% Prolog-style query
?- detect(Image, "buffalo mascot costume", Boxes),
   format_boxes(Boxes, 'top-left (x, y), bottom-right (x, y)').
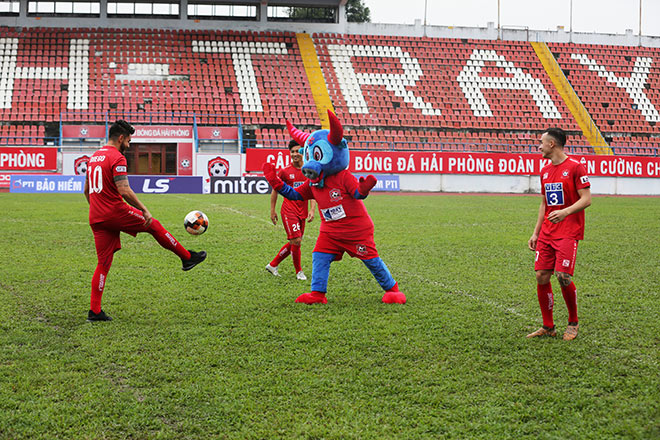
top-left (262, 110), bottom-right (406, 305)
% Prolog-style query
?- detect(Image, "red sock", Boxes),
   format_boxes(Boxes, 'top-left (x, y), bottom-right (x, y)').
top-left (148, 219), bottom-right (190, 260)
top-left (537, 283), bottom-right (554, 328)
top-left (290, 244), bottom-right (301, 272)
top-left (90, 255), bottom-right (113, 314)
top-left (561, 281), bottom-right (578, 323)
top-left (270, 243), bottom-right (291, 267)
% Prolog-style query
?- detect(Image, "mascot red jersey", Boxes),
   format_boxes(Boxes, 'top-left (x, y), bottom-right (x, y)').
top-left (263, 110), bottom-right (406, 305)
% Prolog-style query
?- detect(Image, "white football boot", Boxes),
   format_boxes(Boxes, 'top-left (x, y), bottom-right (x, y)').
top-left (296, 271), bottom-right (307, 281)
top-left (265, 264), bottom-right (280, 277)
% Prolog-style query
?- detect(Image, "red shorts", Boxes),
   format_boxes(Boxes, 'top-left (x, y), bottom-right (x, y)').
top-left (313, 230), bottom-right (379, 260)
top-left (91, 206), bottom-right (149, 263)
top-left (281, 211), bottom-right (306, 240)
top-left (535, 237), bottom-right (579, 276)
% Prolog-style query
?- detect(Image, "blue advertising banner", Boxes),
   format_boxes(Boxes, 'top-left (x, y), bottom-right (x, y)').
top-left (10, 175), bottom-right (86, 193)
top-left (355, 174), bottom-right (400, 192)
top-left (128, 176), bottom-right (203, 194)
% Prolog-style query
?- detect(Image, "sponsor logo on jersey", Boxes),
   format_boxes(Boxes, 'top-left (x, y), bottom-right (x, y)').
top-left (545, 182), bottom-right (565, 206)
top-left (329, 188), bottom-right (342, 202)
top-left (543, 172), bottom-right (548, 179)
top-left (562, 170), bottom-right (569, 177)
top-left (580, 175), bottom-right (590, 184)
top-left (321, 204), bottom-right (346, 221)
top-left (356, 244), bottom-right (367, 256)
top-left (289, 174), bottom-right (295, 179)
top-left (562, 259), bottom-right (570, 267)
top-left (115, 165), bottom-right (127, 173)
top-left (292, 181), bottom-right (304, 188)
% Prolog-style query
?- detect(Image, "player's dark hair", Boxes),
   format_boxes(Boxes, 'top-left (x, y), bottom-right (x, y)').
top-left (288, 139), bottom-right (299, 150)
top-left (109, 120), bottom-right (135, 140)
top-left (544, 127), bottom-right (566, 147)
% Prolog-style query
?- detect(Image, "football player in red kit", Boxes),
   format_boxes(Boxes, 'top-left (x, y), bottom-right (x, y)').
top-left (527, 127), bottom-right (591, 340)
top-left (84, 120), bottom-right (206, 322)
top-left (266, 140), bottom-right (316, 280)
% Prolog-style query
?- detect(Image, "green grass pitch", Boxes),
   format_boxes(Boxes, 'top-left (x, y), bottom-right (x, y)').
top-left (0, 192), bottom-right (658, 439)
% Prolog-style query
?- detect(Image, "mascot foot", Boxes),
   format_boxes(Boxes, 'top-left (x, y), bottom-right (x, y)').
top-left (295, 291), bottom-right (328, 305)
top-left (382, 282), bottom-right (406, 304)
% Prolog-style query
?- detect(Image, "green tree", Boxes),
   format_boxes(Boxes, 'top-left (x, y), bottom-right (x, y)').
top-left (287, 0), bottom-right (370, 23)
top-left (346, 0), bottom-right (371, 23)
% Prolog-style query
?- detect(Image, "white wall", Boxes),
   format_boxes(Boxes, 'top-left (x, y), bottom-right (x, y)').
top-left (399, 174), bottom-right (660, 195)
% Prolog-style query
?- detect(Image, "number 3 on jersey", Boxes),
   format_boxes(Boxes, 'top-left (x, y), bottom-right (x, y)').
top-left (544, 182), bottom-right (564, 206)
top-left (89, 166), bottom-right (103, 193)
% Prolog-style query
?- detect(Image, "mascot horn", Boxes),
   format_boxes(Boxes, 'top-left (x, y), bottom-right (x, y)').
top-left (263, 110), bottom-right (406, 305)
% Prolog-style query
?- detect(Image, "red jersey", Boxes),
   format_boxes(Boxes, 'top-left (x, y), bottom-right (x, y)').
top-left (296, 170), bottom-right (373, 239)
top-left (539, 157), bottom-right (591, 241)
top-left (278, 165), bottom-right (308, 218)
top-left (87, 145), bottom-right (131, 224)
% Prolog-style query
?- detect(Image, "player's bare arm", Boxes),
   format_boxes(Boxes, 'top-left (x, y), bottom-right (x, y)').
top-left (115, 176), bottom-right (153, 227)
top-left (270, 189), bottom-right (279, 225)
top-left (547, 187), bottom-right (592, 224)
top-left (307, 200), bottom-right (316, 222)
top-left (528, 198), bottom-right (546, 250)
top-left (83, 175), bottom-right (90, 204)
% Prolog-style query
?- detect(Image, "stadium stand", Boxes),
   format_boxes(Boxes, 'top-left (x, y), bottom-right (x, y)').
top-left (0, 24), bottom-right (658, 156)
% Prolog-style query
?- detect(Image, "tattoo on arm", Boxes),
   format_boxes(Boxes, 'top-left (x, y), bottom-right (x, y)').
top-left (113, 175), bottom-right (128, 182)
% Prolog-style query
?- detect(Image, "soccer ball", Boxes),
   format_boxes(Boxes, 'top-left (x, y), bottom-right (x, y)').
top-left (184, 210), bottom-right (209, 235)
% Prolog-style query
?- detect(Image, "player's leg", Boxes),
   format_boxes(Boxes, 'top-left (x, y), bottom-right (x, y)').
top-left (88, 226), bottom-right (119, 321)
top-left (146, 218), bottom-right (206, 270)
top-left (121, 208), bottom-right (205, 271)
top-left (528, 238), bottom-right (557, 337)
top-left (266, 243), bottom-right (290, 276)
top-left (555, 239), bottom-right (579, 340)
top-left (290, 218), bottom-right (305, 279)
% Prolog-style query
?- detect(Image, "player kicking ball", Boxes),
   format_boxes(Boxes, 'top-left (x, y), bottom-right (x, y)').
top-left (265, 140), bottom-right (316, 280)
top-left (84, 120), bottom-right (206, 322)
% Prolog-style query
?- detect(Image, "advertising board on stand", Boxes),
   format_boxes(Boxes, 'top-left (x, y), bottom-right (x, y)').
top-left (128, 176), bottom-right (203, 194)
top-left (10, 175), bottom-right (86, 193)
top-left (247, 148), bottom-right (660, 178)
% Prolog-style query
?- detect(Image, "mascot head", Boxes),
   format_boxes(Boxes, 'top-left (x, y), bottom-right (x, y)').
top-left (287, 110), bottom-right (348, 188)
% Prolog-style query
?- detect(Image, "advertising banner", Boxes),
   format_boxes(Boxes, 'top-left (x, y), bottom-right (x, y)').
top-left (0, 173), bottom-right (10, 189)
top-left (210, 176), bottom-right (270, 194)
top-left (62, 125), bottom-right (106, 139)
top-left (355, 174), bottom-right (400, 191)
top-left (0, 147), bottom-right (58, 171)
top-left (132, 126), bottom-right (193, 140)
top-left (246, 149), bottom-right (660, 178)
top-left (197, 127), bottom-right (239, 140)
top-left (10, 175), bottom-right (85, 193)
top-left (128, 176), bottom-right (203, 194)
top-left (62, 151), bottom-right (95, 176)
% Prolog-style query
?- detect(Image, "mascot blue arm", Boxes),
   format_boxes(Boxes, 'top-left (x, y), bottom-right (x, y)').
top-left (277, 182), bottom-right (304, 201)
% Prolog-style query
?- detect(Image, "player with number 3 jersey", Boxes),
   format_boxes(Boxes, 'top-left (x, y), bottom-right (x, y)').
top-left (527, 128), bottom-right (591, 341)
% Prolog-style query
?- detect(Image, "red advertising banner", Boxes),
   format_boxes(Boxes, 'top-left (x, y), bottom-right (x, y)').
top-left (62, 125), bottom-right (106, 139)
top-left (0, 147), bottom-right (58, 171)
top-left (133, 126), bottom-right (193, 139)
top-left (246, 149), bottom-right (660, 178)
top-left (197, 127), bottom-right (239, 140)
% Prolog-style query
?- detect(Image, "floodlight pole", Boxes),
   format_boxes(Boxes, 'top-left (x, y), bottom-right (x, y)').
top-left (423, 0), bottom-right (428, 37)
top-left (497, 0), bottom-right (501, 40)
top-left (569, 0), bottom-right (573, 42)
top-left (639, 0), bottom-right (642, 46)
